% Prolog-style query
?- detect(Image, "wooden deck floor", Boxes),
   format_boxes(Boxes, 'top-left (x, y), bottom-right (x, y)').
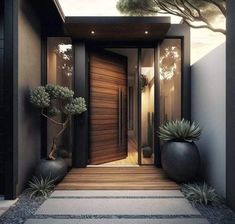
top-left (56, 166), bottom-right (179, 190)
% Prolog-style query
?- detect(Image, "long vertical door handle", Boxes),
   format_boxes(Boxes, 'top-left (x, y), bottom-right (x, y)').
top-left (118, 88), bottom-right (122, 145)
top-left (121, 89), bottom-right (124, 145)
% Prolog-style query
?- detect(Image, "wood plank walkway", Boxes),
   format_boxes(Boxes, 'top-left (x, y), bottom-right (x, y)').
top-left (56, 166), bottom-right (180, 190)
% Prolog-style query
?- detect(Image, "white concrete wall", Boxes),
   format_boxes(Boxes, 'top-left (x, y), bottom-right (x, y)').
top-left (191, 43), bottom-right (226, 197)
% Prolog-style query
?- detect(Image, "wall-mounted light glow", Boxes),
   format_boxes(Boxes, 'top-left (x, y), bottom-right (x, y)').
top-left (144, 31), bottom-right (149, 35)
top-left (91, 30), bottom-right (95, 35)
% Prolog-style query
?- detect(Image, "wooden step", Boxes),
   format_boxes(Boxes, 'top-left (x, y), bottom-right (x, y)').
top-left (56, 166), bottom-right (179, 190)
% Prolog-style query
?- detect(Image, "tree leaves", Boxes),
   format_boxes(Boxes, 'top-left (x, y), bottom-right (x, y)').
top-left (116, 0), bottom-right (226, 34)
top-left (30, 86), bottom-right (50, 108)
top-left (64, 97), bottom-right (87, 115)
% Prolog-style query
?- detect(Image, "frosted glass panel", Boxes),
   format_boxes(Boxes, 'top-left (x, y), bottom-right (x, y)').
top-left (141, 48), bottom-right (155, 165)
top-left (160, 39), bottom-right (181, 124)
top-left (47, 37), bottom-right (73, 166)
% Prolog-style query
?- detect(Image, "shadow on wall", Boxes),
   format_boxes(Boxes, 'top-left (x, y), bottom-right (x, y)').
top-left (191, 43), bottom-right (226, 198)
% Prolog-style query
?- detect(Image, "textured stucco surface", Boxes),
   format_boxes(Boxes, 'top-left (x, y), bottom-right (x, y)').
top-left (18, 0), bottom-right (41, 193)
top-left (191, 43), bottom-right (226, 197)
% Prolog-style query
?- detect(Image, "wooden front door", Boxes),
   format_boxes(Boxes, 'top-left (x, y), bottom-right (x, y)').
top-left (89, 50), bottom-right (127, 165)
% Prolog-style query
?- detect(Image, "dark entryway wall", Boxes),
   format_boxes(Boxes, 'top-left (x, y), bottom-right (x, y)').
top-left (0, 0), bottom-right (5, 195)
top-left (2, 0), bottom-right (65, 199)
top-left (226, 0), bottom-right (235, 212)
top-left (17, 0), bottom-right (42, 194)
top-left (16, 0), bottom-right (66, 195)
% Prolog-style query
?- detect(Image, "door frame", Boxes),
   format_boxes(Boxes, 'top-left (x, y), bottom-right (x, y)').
top-left (73, 41), bottom-right (161, 167)
top-left (90, 43), bottom-right (160, 166)
top-left (72, 37), bottom-right (190, 167)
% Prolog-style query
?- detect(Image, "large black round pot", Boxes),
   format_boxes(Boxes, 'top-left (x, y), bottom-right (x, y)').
top-left (161, 141), bottom-right (200, 183)
top-left (34, 158), bottom-right (68, 184)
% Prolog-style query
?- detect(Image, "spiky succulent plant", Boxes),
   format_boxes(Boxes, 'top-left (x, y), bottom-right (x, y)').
top-left (158, 119), bottom-right (201, 142)
top-left (30, 84), bottom-right (87, 160)
top-left (25, 176), bottom-right (55, 198)
top-left (182, 183), bottom-right (220, 205)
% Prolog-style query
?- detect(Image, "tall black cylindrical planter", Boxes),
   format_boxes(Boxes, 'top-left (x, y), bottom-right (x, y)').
top-left (161, 141), bottom-right (200, 182)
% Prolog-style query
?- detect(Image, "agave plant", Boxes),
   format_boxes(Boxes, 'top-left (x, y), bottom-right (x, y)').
top-left (25, 176), bottom-right (55, 198)
top-left (158, 119), bottom-right (201, 142)
top-left (182, 183), bottom-right (220, 205)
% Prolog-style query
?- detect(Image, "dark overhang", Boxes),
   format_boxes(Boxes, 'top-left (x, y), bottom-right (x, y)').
top-left (63, 17), bottom-right (171, 41)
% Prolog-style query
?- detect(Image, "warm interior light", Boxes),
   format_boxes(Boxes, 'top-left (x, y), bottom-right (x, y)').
top-left (145, 31), bottom-right (149, 34)
top-left (91, 30), bottom-right (95, 34)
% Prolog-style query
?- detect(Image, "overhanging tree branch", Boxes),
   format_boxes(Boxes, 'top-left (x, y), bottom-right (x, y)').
top-left (116, 0), bottom-right (226, 35)
top-left (184, 19), bottom-right (226, 34)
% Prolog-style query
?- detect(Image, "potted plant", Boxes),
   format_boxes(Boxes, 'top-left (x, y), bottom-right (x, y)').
top-left (158, 119), bottom-right (201, 182)
top-left (30, 84), bottom-right (87, 183)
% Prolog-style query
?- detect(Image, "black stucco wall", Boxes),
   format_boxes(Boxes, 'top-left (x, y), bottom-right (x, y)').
top-left (226, 0), bottom-right (235, 211)
top-left (0, 0), bottom-right (4, 194)
top-left (16, 0), bottom-right (65, 195)
top-left (17, 0), bottom-right (42, 194)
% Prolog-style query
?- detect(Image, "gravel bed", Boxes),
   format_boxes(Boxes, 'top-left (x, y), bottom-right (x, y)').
top-left (195, 202), bottom-right (235, 224)
top-left (1, 192), bottom-right (235, 224)
top-left (0, 193), bottom-right (46, 224)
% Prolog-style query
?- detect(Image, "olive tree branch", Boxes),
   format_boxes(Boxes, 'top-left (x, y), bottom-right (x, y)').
top-left (48, 117), bottom-right (71, 160)
top-left (41, 109), bottom-right (64, 126)
top-left (184, 19), bottom-right (226, 34)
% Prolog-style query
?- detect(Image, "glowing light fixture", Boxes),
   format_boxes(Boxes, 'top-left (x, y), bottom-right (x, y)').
top-left (144, 30), bottom-right (149, 35)
top-left (91, 30), bottom-right (95, 35)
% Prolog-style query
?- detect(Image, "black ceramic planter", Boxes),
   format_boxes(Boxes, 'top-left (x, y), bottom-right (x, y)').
top-left (161, 141), bottom-right (200, 182)
top-left (34, 158), bottom-right (68, 184)
top-left (142, 146), bottom-right (153, 158)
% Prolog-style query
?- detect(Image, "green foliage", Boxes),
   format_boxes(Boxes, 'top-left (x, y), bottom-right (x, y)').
top-left (30, 84), bottom-right (87, 116)
top-left (45, 84), bottom-right (74, 100)
top-left (64, 97), bottom-right (87, 115)
top-left (30, 86), bottom-right (50, 108)
top-left (47, 106), bottom-right (61, 117)
top-left (117, 0), bottom-right (156, 16)
top-left (116, 0), bottom-right (226, 34)
top-left (182, 183), bottom-right (220, 205)
top-left (25, 176), bottom-right (55, 198)
top-left (158, 119), bottom-right (201, 142)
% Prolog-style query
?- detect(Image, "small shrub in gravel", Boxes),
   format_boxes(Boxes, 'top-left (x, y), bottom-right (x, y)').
top-left (181, 183), bottom-right (235, 223)
top-left (182, 182), bottom-right (220, 205)
top-left (25, 176), bottom-right (55, 198)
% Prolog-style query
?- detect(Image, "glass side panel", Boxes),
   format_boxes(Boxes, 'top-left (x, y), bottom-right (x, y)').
top-left (47, 37), bottom-right (73, 166)
top-left (141, 48), bottom-right (155, 165)
top-left (159, 39), bottom-right (182, 124)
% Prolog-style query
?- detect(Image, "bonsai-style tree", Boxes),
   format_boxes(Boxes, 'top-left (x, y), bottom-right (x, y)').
top-left (30, 84), bottom-right (87, 160)
top-left (116, 0), bottom-right (226, 34)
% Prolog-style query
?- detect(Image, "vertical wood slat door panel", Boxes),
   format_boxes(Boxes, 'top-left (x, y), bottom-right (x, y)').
top-left (89, 50), bottom-right (127, 165)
